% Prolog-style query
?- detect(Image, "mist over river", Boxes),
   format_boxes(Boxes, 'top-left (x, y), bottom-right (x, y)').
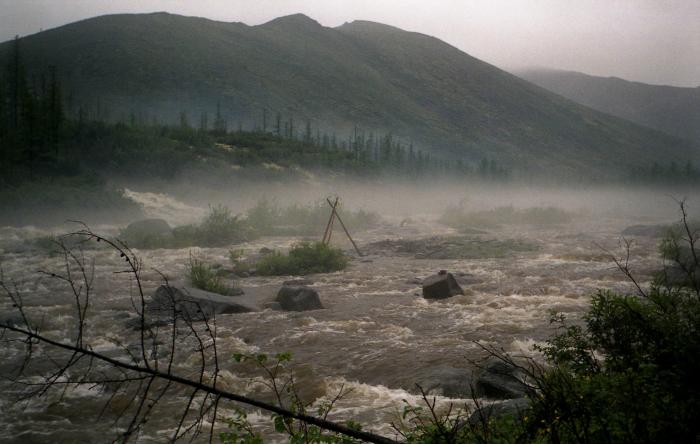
top-left (0, 185), bottom-right (693, 443)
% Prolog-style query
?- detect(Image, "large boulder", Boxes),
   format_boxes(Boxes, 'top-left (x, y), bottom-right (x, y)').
top-left (0, 312), bottom-right (25, 328)
top-left (474, 359), bottom-right (530, 399)
top-left (121, 219), bottom-right (173, 246)
top-left (275, 286), bottom-right (324, 311)
top-left (140, 285), bottom-right (258, 325)
top-left (621, 224), bottom-right (670, 238)
top-left (468, 398), bottom-right (530, 424)
top-left (415, 367), bottom-right (473, 398)
top-left (422, 271), bottom-right (463, 299)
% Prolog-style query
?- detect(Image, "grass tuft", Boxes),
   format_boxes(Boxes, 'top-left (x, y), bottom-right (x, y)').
top-left (254, 242), bottom-right (348, 276)
top-left (188, 255), bottom-right (238, 295)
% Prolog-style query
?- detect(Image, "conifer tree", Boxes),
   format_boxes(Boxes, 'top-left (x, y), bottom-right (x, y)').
top-left (199, 111), bottom-right (208, 131)
top-left (275, 112), bottom-right (281, 137)
top-left (304, 119), bottom-right (312, 144)
top-left (179, 111), bottom-right (189, 129)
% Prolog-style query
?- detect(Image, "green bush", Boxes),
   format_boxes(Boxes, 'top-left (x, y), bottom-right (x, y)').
top-left (188, 256), bottom-right (238, 296)
top-left (254, 242), bottom-right (348, 276)
top-left (520, 284), bottom-right (700, 443)
top-left (514, 213), bottom-right (700, 443)
top-left (120, 205), bottom-right (255, 249)
top-left (195, 204), bottom-right (252, 246)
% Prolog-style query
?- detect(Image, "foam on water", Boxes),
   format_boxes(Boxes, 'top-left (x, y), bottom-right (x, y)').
top-left (0, 188), bottom-right (672, 441)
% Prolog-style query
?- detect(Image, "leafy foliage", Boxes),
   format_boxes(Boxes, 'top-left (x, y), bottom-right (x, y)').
top-left (187, 255), bottom-right (238, 296)
top-left (395, 400), bottom-right (530, 444)
top-left (121, 205), bottom-right (255, 249)
top-left (514, 207), bottom-right (700, 443)
top-left (254, 242), bottom-right (348, 276)
top-left (524, 284), bottom-right (700, 443)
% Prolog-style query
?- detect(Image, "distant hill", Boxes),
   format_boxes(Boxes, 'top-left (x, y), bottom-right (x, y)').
top-left (518, 68), bottom-right (700, 144)
top-left (0, 12), bottom-right (696, 178)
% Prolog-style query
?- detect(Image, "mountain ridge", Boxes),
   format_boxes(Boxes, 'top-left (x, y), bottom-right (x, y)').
top-left (1, 12), bottom-right (696, 178)
top-left (518, 68), bottom-right (700, 144)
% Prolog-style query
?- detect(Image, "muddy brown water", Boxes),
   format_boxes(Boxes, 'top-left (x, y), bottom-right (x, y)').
top-left (0, 211), bottom-right (663, 443)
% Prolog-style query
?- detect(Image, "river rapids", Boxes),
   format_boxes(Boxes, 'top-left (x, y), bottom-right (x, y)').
top-left (0, 187), bottom-right (684, 443)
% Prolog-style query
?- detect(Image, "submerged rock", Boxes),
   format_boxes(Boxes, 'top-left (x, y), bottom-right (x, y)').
top-left (474, 358), bottom-right (530, 399)
top-left (416, 367), bottom-right (473, 398)
top-left (468, 397), bottom-right (530, 424)
top-left (0, 312), bottom-right (25, 328)
top-left (122, 218), bottom-right (172, 239)
top-left (422, 271), bottom-right (463, 299)
top-left (140, 285), bottom-right (258, 325)
top-left (276, 286), bottom-right (324, 311)
top-left (621, 224), bottom-right (670, 238)
top-left (262, 301), bottom-right (283, 311)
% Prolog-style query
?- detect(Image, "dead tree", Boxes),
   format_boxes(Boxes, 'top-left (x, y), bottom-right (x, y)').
top-left (0, 225), bottom-right (397, 444)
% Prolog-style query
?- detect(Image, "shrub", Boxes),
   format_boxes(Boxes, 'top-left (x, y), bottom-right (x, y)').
top-left (517, 208), bottom-right (700, 443)
top-left (193, 204), bottom-right (253, 247)
top-left (228, 249), bottom-right (251, 274)
top-left (120, 205), bottom-right (255, 249)
top-left (521, 285), bottom-right (700, 443)
top-left (188, 255), bottom-right (238, 295)
top-left (254, 242), bottom-right (348, 276)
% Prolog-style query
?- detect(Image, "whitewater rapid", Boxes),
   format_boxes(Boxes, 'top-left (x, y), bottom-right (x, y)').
top-left (0, 191), bottom-right (664, 443)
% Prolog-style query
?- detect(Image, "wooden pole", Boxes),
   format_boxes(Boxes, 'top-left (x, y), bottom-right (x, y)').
top-left (326, 198), bottom-right (363, 256)
top-left (322, 197), bottom-right (338, 244)
top-left (326, 210), bottom-right (336, 244)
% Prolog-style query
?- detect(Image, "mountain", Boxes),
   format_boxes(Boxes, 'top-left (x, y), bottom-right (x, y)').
top-left (0, 12), bottom-right (696, 177)
top-left (518, 68), bottom-right (700, 144)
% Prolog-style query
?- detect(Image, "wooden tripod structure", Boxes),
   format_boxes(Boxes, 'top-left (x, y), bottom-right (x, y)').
top-left (322, 197), bottom-right (363, 256)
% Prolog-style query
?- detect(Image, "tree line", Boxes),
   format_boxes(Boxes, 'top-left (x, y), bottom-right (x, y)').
top-left (168, 105), bottom-right (511, 180)
top-left (629, 160), bottom-right (700, 185)
top-left (0, 36), bottom-right (64, 184)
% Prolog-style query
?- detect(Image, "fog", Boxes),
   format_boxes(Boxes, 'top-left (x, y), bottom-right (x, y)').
top-left (126, 179), bottom-right (697, 225)
top-left (1, 0), bottom-right (699, 86)
top-left (2, 179), bottom-right (696, 440)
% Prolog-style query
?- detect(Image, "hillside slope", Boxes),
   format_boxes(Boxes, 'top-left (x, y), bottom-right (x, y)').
top-left (1, 12), bottom-right (696, 177)
top-left (518, 68), bottom-right (700, 144)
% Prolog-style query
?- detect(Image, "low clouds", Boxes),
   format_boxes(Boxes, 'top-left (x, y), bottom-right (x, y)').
top-left (0, 0), bottom-right (698, 86)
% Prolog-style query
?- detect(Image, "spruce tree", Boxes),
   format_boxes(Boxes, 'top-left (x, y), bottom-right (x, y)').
top-left (275, 112), bottom-right (281, 137)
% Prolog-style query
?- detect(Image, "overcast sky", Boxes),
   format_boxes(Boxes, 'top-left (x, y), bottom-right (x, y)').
top-left (1, 0), bottom-right (698, 87)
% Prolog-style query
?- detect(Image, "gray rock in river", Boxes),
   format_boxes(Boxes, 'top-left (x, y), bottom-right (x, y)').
top-left (143, 285), bottom-right (259, 324)
top-left (0, 312), bottom-right (26, 328)
top-left (122, 218), bottom-right (172, 239)
top-left (262, 301), bottom-right (283, 311)
top-left (422, 271), bottom-right (463, 299)
top-left (275, 286), bottom-right (324, 311)
top-left (474, 358), bottom-right (530, 399)
top-left (416, 366), bottom-right (473, 398)
top-left (467, 397), bottom-right (530, 424)
top-left (621, 224), bottom-right (670, 238)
